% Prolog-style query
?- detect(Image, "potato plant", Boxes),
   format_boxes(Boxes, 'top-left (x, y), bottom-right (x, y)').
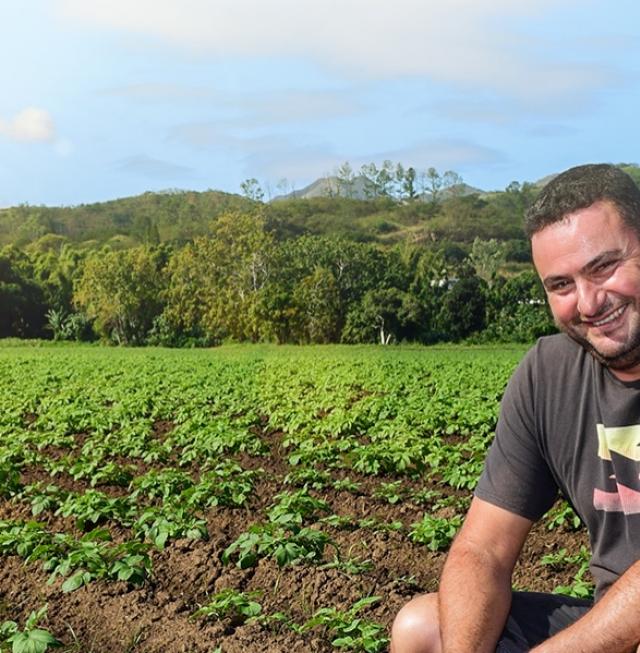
top-left (0, 342), bottom-right (589, 652)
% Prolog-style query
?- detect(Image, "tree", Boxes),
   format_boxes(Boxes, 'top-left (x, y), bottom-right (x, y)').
top-left (422, 168), bottom-right (463, 208)
top-left (483, 270), bottom-right (555, 342)
top-left (426, 167), bottom-right (443, 206)
top-left (442, 170), bottom-right (463, 197)
top-left (360, 163), bottom-right (380, 198)
top-left (336, 162), bottom-right (356, 198)
top-left (30, 242), bottom-right (85, 316)
top-left (164, 211), bottom-right (273, 342)
top-left (240, 178), bottom-right (265, 203)
top-left (469, 238), bottom-right (507, 287)
top-left (376, 160), bottom-right (395, 197)
top-left (401, 166), bottom-right (417, 201)
top-left (437, 272), bottom-right (487, 341)
top-left (74, 246), bottom-right (165, 344)
top-left (0, 247), bottom-right (47, 338)
top-left (292, 267), bottom-right (341, 343)
top-left (342, 287), bottom-right (407, 344)
top-left (256, 236), bottom-right (409, 344)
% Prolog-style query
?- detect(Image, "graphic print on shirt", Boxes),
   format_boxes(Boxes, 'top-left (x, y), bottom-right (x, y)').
top-left (594, 424), bottom-right (640, 514)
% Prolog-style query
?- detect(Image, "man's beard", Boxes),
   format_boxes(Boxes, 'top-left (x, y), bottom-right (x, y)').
top-left (560, 321), bottom-right (640, 371)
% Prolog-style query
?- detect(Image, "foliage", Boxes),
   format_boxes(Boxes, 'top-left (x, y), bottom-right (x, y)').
top-left (372, 481), bottom-right (406, 505)
top-left (0, 342), bottom-right (545, 650)
top-left (0, 605), bottom-right (61, 653)
top-left (266, 489), bottom-right (331, 526)
top-left (540, 546), bottom-right (593, 598)
top-left (45, 309), bottom-right (90, 342)
top-left (0, 190), bottom-right (253, 248)
top-left (222, 522), bottom-right (334, 569)
top-left (545, 501), bottom-right (583, 531)
top-left (437, 273), bottom-right (487, 340)
top-left (192, 589), bottom-right (262, 622)
top-left (409, 514), bottom-right (463, 551)
top-left (0, 205), bottom-right (551, 345)
top-left (0, 247), bottom-right (47, 338)
top-left (55, 490), bottom-right (136, 530)
top-left (481, 270), bottom-right (555, 343)
top-left (0, 463), bottom-right (21, 498)
top-left (0, 342), bottom-right (536, 651)
top-left (301, 596), bottom-right (388, 652)
top-left (163, 211), bottom-right (272, 343)
top-left (133, 504), bottom-right (208, 549)
top-left (18, 160), bottom-right (640, 345)
top-left (73, 245), bottom-right (165, 344)
top-left (469, 238), bottom-right (507, 287)
top-left (0, 521), bottom-right (151, 592)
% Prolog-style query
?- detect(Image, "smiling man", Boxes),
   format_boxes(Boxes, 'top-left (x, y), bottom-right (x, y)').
top-left (391, 164), bottom-right (640, 653)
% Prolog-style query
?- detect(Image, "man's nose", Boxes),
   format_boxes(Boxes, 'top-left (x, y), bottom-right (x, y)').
top-left (576, 279), bottom-right (606, 318)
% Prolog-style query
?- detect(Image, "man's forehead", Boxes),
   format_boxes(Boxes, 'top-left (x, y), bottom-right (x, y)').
top-left (531, 201), bottom-right (631, 276)
top-left (533, 201), bottom-right (626, 242)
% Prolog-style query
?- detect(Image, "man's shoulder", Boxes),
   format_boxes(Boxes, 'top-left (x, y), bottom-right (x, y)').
top-left (513, 333), bottom-right (591, 387)
top-left (533, 332), bottom-right (581, 356)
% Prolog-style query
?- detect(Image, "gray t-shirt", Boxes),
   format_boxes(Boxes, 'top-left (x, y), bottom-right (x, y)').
top-left (475, 333), bottom-right (640, 599)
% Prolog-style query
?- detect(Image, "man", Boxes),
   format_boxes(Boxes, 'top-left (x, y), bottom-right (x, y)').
top-left (391, 163), bottom-right (640, 653)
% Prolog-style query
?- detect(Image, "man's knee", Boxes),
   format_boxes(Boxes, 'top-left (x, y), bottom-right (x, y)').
top-left (390, 593), bottom-right (441, 653)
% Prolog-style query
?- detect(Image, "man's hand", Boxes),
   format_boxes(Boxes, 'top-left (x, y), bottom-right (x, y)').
top-left (530, 560), bottom-right (640, 653)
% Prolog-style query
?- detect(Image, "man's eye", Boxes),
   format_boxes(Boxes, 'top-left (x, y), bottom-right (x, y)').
top-left (548, 281), bottom-right (570, 293)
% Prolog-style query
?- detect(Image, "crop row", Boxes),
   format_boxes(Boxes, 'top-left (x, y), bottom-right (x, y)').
top-left (0, 343), bottom-right (588, 653)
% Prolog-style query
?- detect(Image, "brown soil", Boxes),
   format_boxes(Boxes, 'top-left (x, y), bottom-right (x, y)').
top-left (0, 426), bottom-right (589, 653)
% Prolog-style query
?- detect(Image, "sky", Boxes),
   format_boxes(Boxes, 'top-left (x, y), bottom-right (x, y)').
top-left (1, 0), bottom-right (640, 207)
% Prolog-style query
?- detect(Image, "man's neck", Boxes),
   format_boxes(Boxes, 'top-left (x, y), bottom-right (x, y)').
top-left (609, 365), bottom-right (640, 383)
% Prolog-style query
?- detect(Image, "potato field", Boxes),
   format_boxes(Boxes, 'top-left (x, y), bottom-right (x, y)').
top-left (0, 343), bottom-right (590, 653)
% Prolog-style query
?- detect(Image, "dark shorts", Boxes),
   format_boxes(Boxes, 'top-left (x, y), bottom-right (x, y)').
top-left (496, 591), bottom-right (593, 652)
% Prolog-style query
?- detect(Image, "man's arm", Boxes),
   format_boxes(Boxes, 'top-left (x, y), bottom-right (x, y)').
top-left (531, 561), bottom-right (640, 653)
top-left (438, 496), bottom-right (533, 653)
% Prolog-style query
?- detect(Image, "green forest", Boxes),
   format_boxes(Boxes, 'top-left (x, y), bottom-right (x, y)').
top-left (3, 162), bottom-right (639, 346)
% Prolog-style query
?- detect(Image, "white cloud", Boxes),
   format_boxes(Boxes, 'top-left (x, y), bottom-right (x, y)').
top-left (57, 0), bottom-right (608, 101)
top-left (382, 139), bottom-right (505, 170)
top-left (107, 83), bottom-right (362, 126)
top-left (168, 123), bottom-right (240, 149)
top-left (247, 89), bottom-right (362, 124)
top-left (0, 107), bottom-right (56, 143)
top-left (115, 154), bottom-right (195, 179)
top-left (103, 83), bottom-right (218, 102)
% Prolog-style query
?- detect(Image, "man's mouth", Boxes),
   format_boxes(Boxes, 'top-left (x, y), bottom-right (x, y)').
top-left (588, 304), bottom-right (628, 328)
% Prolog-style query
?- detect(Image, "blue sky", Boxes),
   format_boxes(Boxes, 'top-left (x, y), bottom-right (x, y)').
top-left (1, 0), bottom-right (640, 206)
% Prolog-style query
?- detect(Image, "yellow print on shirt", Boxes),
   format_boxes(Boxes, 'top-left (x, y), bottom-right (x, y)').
top-left (594, 424), bottom-right (640, 514)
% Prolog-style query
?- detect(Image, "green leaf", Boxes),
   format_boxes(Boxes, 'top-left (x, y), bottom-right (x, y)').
top-left (238, 552), bottom-right (257, 569)
top-left (331, 636), bottom-right (355, 648)
top-left (154, 531), bottom-right (168, 550)
top-left (61, 572), bottom-right (85, 593)
top-left (351, 596), bottom-right (381, 612)
top-left (11, 629), bottom-right (61, 653)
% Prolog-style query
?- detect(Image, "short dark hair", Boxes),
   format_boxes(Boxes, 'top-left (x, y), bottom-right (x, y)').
top-left (524, 163), bottom-right (640, 238)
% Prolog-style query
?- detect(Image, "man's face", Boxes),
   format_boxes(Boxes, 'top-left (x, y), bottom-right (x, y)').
top-left (532, 200), bottom-right (640, 379)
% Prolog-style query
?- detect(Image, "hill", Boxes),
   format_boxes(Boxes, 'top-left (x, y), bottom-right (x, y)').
top-left (0, 184), bottom-right (520, 251)
top-left (1, 163), bottom-right (638, 252)
top-left (0, 190), bottom-right (255, 249)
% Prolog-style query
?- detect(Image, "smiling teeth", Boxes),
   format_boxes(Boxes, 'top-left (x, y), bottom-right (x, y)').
top-left (593, 305), bottom-right (626, 327)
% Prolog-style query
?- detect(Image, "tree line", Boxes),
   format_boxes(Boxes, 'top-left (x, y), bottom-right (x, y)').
top-left (241, 161), bottom-right (465, 204)
top-left (1, 208), bottom-right (555, 346)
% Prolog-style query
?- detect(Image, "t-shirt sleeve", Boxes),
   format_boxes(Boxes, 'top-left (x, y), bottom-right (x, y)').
top-left (474, 348), bottom-right (559, 521)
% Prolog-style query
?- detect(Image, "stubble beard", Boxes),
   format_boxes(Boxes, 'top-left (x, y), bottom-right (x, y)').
top-left (560, 316), bottom-right (640, 371)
